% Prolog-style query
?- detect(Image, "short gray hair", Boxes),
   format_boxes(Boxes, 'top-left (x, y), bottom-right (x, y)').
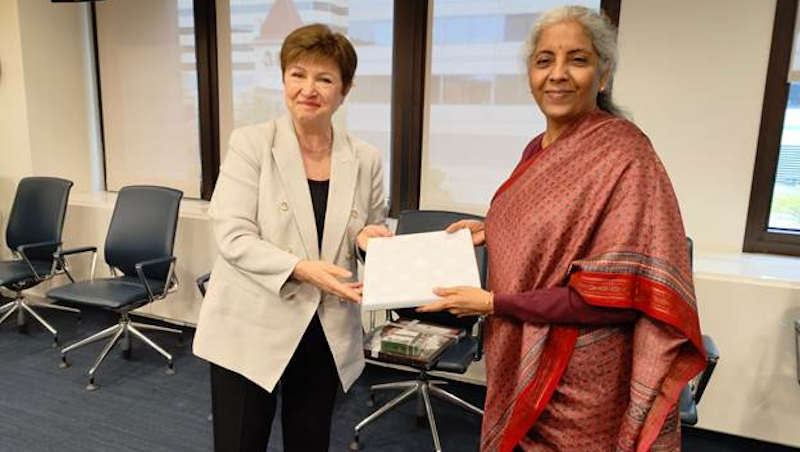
top-left (526, 6), bottom-right (625, 117)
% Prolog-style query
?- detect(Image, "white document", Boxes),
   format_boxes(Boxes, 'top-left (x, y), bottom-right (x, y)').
top-left (361, 229), bottom-right (481, 311)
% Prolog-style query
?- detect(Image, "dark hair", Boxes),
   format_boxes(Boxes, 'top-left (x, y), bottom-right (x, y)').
top-left (280, 23), bottom-right (357, 94)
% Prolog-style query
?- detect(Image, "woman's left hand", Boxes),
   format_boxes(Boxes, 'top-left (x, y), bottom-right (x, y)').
top-left (356, 224), bottom-right (393, 251)
top-left (416, 286), bottom-right (493, 317)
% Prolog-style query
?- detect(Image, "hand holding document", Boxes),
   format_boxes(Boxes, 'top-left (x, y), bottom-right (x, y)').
top-left (361, 229), bottom-right (481, 310)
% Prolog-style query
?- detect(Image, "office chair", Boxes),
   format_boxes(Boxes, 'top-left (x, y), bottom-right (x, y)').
top-left (351, 210), bottom-right (487, 452)
top-left (0, 177), bottom-right (79, 345)
top-left (795, 319), bottom-right (800, 387)
top-left (47, 186), bottom-right (183, 390)
top-left (679, 237), bottom-right (720, 426)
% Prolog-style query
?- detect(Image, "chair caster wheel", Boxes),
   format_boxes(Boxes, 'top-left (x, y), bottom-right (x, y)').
top-left (17, 323), bottom-right (27, 334)
top-left (59, 357), bottom-right (70, 369)
top-left (86, 378), bottom-right (98, 391)
top-left (122, 348), bottom-right (131, 360)
top-left (177, 334), bottom-right (184, 346)
top-left (52, 337), bottom-right (59, 348)
top-left (348, 438), bottom-right (362, 451)
top-left (366, 394), bottom-right (375, 407)
top-left (165, 363), bottom-right (175, 376)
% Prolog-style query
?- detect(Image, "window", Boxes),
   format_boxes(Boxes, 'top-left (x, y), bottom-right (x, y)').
top-left (745, 0), bottom-right (800, 255)
top-left (94, 0), bottom-right (204, 198)
top-left (90, 0), bottom-right (621, 210)
top-left (420, 0), bottom-right (602, 214)
top-left (217, 0), bottom-right (395, 188)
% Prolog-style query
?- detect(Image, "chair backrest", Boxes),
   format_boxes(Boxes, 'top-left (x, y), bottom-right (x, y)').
top-left (393, 210), bottom-right (488, 331)
top-left (104, 186), bottom-right (183, 280)
top-left (687, 237), bottom-right (719, 401)
top-left (6, 177), bottom-right (73, 262)
top-left (196, 272), bottom-right (211, 297)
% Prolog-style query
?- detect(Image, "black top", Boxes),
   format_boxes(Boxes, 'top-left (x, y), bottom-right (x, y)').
top-left (308, 179), bottom-right (330, 248)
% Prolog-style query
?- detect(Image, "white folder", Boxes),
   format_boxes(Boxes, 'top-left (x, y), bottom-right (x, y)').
top-left (361, 229), bottom-right (481, 311)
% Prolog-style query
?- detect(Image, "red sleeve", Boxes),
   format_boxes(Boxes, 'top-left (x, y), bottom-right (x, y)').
top-left (493, 286), bottom-right (638, 324)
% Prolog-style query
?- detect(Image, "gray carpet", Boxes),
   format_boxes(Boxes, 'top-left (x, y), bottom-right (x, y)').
top-left (0, 306), bottom-right (796, 452)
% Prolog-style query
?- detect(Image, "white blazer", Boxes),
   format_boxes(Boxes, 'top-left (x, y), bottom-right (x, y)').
top-left (193, 115), bottom-right (386, 392)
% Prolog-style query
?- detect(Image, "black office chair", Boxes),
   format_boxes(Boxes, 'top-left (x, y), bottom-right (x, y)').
top-left (351, 210), bottom-right (487, 452)
top-left (679, 237), bottom-right (720, 425)
top-left (0, 177), bottom-right (79, 345)
top-left (47, 186), bottom-right (183, 390)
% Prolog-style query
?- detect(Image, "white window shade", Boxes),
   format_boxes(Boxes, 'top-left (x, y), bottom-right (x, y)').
top-left (96, 0), bottom-right (202, 197)
top-left (420, 0), bottom-right (601, 215)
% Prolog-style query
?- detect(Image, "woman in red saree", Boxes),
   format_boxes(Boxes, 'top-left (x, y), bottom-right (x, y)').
top-left (418, 6), bottom-right (706, 451)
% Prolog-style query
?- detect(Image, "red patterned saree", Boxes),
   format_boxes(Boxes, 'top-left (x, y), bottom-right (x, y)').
top-left (481, 110), bottom-right (705, 451)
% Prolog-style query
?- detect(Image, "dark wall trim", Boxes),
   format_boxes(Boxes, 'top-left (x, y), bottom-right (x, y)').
top-left (388, 0), bottom-right (429, 216)
top-left (90, 3), bottom-right (108, 190)
top-left (743, 0), bottom-right (800, 256)
top-left (601, 0), bottom-right (621, 27)
top-left (194, 0), bottom-right (221, 201)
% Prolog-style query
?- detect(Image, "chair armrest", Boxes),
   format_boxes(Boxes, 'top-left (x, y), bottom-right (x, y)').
top-left (354, 240), bottom-right (366, 264)
top-left (694, 334), bottom-right (719, 404)
top-left (135, 256), bottom-right (177, 301)
top-left (16, 240), bottom-right (62, 280)
top-left (54, 246), bottom-right (97, 258)
top-left (196, 273), bottom-right (211, 297)
top-left (473, 315), bottom-right (485, 362)
top-left (54, 246), bottom-right (98, 282)
top-left (17, 240), bottom-right (62, 255)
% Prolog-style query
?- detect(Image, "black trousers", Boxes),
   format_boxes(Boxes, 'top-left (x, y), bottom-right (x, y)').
top-left (209, 315), bottom-right (340, 452)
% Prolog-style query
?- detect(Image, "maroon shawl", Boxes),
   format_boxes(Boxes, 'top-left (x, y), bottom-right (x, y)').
top-left (481, 110), bottom-right (705, 451)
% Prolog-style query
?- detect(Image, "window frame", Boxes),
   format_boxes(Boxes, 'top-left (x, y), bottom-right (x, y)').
top-left (90, 0), bottom-right (220, 200)
top-left (743, 0), bottom-right (800, 256)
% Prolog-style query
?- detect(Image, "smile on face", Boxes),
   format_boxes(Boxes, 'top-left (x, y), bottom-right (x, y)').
top-left (283, 58), bottom-right (347, 125)
top-left (529, 20), bottom-right (608, 127)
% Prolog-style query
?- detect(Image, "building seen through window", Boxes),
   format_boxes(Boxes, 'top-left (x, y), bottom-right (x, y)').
top-left (421, 0), bottom-right (600, 214)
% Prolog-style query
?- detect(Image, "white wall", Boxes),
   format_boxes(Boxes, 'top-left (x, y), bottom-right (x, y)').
top-left (0, 0), bottom-right (100, 254)
top-left (0, 0), bottom-right (34, 253)
top-left (614, 0), bottom-right (775, 254)
top-left (694, 274), bottom-right (800, 446)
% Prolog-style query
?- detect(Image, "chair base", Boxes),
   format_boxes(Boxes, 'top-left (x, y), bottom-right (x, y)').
top-left (0, 295), bottom-right (80, 346)
top-left (59, 312), bottom-right (180, 390)
top-left (351, 373), bottom-right (484, 452)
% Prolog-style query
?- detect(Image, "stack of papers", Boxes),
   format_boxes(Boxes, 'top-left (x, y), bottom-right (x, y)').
top-left (361, 229), bottom-right (480, 310)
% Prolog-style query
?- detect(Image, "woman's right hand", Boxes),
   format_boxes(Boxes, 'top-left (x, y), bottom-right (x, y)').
top-left (291, 260), bottom-right (362, 303)
top-left (446, 220), bottom-right (486, 246)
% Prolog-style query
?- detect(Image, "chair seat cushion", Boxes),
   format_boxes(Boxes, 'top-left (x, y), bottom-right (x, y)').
top-left (0, 259), bottom-right (52, 286)
top-left (47, 276), bottom-right (165, 310)
top-left (432, 336), bottom-right (478, 374)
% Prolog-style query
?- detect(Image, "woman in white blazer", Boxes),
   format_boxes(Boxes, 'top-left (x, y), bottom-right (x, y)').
top-left (192, 24), bottom-right (391, 452)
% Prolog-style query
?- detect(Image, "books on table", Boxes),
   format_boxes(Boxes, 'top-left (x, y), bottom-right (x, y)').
top-left (363, 318), bottom-right (464, 367)
top-left (361, 229), bottom-right (480, 310)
